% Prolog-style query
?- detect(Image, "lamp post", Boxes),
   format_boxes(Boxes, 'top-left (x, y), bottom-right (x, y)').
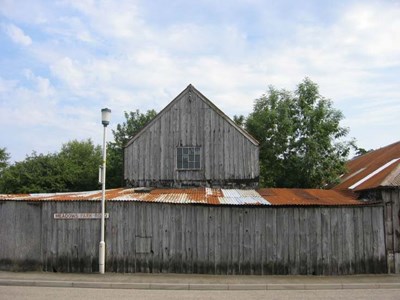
top-left (99, 108), bottom-right (111, 274)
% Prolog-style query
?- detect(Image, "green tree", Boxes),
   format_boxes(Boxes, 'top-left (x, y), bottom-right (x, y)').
top-left (0, 152), bottom-right (66, 193)
top-left (0, 147), bottom-right (10, 174)
top-left (350, 140), bottom-right (371, 157)
top-left (0, 140), bottom-right (102, 193)
top-left (233, 115), bottom-right (245, 128)
top-left (107, 109), bottom-right (157, 188)
top-left (58, 139), bottom-right (102, 192)
top-left (246, 78), bottom-right (350, 188)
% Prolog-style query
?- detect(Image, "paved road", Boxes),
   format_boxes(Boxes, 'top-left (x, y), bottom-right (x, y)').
top-left (1, 286), bottom-right (400, 300)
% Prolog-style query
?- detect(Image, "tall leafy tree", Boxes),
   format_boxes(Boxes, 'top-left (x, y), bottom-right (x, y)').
top-left (0, 140), bottom-right (102, 193)
top-left (58, 139), bottom-right (102, 192)
top-left (107, 109), bottom-right (157, 188)
top-left (246, 78), bottom-right (350, 188)
top-left (0, 147), bottom-right (10, 174)
top-left (0, 152), bottom-right (66, 193)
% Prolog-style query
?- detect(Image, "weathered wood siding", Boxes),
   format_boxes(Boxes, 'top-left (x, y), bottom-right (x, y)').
top-left (0, 201), bottom-right (387, 274)
top-left (0, 202), bottom-right (42, 271)
top-left (124, 86), bottom-right (259, 188)
top-left (382, 189), bottom-right (400, 273)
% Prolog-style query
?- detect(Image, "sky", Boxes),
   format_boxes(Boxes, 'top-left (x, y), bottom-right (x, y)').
top-left (0, 0), bottom-right (399, 163)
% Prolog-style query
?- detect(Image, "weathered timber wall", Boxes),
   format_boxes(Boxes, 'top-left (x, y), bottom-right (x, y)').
top-left (0, 201), bottom-right (387, 274)
top-left (382, 188), bottom-right (400, 273)
top-left (124, 86), bottom-right (259, 188)
top-left (0, 202), bottom-right (42, 270)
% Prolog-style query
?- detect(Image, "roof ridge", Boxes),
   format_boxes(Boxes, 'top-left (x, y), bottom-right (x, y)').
top-left (124, 85), bottom-right (259, 147)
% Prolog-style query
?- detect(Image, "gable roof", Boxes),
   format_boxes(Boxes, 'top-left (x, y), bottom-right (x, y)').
top-left (0, 187), bottom-right (362, 206)
top-left (334, 141), bottom-right (400, 191)
top-left (125, 84), bottom-right (259, 148)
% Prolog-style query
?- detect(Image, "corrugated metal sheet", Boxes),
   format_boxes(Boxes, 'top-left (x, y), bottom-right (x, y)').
top-left (0, 187), bottom-right (361, 206)
top-left (335, 141), bottom-right (400, 191)
top-left (258, 188), bottom-right (361, 206)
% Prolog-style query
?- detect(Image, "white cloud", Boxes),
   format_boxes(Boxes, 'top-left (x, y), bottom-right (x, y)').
top-left (50, 57), bottom-right (86, 90)
top-left (0, 0), bottom-right (399, 161)
top-left (3, 23), bottom-right (32, 46)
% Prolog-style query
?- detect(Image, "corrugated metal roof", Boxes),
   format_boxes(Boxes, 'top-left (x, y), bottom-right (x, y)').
top-left (0, 187), bottom-right (362, 206)
top-left (335, 141), bottom-right (400, 191)
top-left (258, 188), bottom-right (361, 205)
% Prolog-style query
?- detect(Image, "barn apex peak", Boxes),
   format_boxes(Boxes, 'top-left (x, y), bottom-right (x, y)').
top-left (124, 85), bottom-right (260, 188)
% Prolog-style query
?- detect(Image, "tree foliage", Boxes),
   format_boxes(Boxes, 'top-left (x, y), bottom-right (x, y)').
top-left (58, 139), bottom-right (102, 192)
top-left (0, 139), bottom-right (101, 193)
top-left (246, 78), bottom-right (351, 188)
top-left (0, 152), bottom-right (66, 193)
top-left (0, 147), bottom-right (10, 174)
top-left (106, 109), bottom-right (157, 188)
top-left (233, 115), bottom-right (245, 128)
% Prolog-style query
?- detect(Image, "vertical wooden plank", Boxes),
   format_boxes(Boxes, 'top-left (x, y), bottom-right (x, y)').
top-left (214, 207), bottom-right (222, 274)
top-left (392, 190), bottom-right (400, 273)
top-left (161, 205), bottom-right (170, 273)
top-left (190, 205), bottom-right (197, 273)
top-left (181, 205), bottom-right (188, 273)
top-left (330, 208), bottom-right (340, 275)
top-left (204, 108), bottom-right (210, 180)
top-left (315, 207), bottom-right (323, 275)
top-left (220, 207), bottom-right (230, 274)
top-left (308, 207), bottom-right (318, 275)
top-left (342, 208), bottom-right (355, 274)
top-left (242, 207), bottom-right (252, 274)
top-left (276, 208), bottom-right (289, 274)
top-left (353, 207), bottom-right (364, 274)
top-left (339, 207), bottom-right (354, 275)
top-left (285, 207), bottom-right (293, 275)
top-left (174, 205), bottom-right (183, 273)
top-left (208, 206), bottom-right (216, 273)
top-left (146, 203), bottom-right (153, 273)
top-left (41, 202), bottom-right (49, 271)
top-left (231, 207), bottom-right (240, 274)
top-left (3, 203), bottom-right (15, 268)
top-left (238, 206), bottom-right (245, 274)
top-left (337, 207), bottom-right (344, 274)
top-left (223, 121), bottom-right (229, 180)
top-left (264, 208), bottom-right (276, 274)
top-left (254, 207), bottom-right (263, 275)
top-left (299, 208), bottom-right (308, 274)
top-left (197, 206), bottom-right (209, 273)
top-left (372, 205), bottom-right (387, 273)
top-left (149, 203), bottom-right (158, 273)
top-left (383, 191), bottom-right (394, 272)
top-left (363, 206), bottom-right (373, 273)
top-left (321, 207), bottom-right (331, 275)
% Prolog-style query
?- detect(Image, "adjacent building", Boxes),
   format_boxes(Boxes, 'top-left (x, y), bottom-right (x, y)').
top-left (334, 141), bottom-right (400, 273)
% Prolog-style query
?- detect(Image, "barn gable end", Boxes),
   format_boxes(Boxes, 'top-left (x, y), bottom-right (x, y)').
top-left (124, 84), bottom-right (259, 188)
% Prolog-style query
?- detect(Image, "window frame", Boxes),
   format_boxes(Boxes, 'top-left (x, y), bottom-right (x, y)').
top-left (176, 146), bottom-right (201, 170)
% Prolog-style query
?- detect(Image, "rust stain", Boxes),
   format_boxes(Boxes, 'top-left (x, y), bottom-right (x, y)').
top-left (335, 141), bottom-right (400, 191)
top-left (0, 187), bottom-right (362, 206)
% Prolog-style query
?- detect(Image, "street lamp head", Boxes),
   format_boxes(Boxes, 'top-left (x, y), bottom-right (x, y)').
top-left (101, 108), bottom-right (111, 126)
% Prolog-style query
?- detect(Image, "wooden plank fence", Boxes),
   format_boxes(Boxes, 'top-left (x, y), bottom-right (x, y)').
top-left (0, 201), bottom-right (387, 274)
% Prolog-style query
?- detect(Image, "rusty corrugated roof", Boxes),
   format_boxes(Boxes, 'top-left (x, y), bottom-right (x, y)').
top-left (334, 141), bottom-right (400, 191)
top-left (258, 188), bottom-right (361, 205)
top-left (0, 187), bottom-right (362, 206)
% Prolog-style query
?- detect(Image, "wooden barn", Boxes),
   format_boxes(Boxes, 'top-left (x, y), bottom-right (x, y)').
top-left (1, 187), bottom-right (386, 275)
top-left (0, 86), bottom-right (397, 275)
top-left (334, 141), bottom-right (400, 273)
top-left (124, 85), bottom-right (259, 188)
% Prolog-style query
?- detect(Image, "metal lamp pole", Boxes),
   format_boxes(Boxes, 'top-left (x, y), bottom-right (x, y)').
top-left (99, 108), bottom-right (111, 274)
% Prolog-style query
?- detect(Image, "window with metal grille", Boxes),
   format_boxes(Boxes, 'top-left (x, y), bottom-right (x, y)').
top-left (177, 147), bottom-right (201, 170)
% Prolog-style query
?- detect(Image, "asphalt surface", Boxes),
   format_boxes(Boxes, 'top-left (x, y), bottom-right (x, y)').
top-left (0, 271), bottom-right (399, 290)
